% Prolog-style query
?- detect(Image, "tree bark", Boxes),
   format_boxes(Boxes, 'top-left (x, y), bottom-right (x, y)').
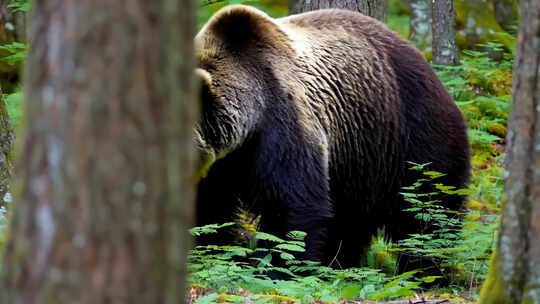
top-left (0, 90), bottom-right (13, 208)
top-left (431, 0), bottom-right (459, 65)
top-left (289, 0), bottom-right (388, 22)
top-left (0, 0), bottom-right (197, 303)
top-left (408, 0), bottom-right (431, 51)
top-left (479, 0), bottom-right (540, 302)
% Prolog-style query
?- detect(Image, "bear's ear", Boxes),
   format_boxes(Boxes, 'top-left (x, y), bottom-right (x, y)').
top-left (198, 5), bottom-right (291, 52)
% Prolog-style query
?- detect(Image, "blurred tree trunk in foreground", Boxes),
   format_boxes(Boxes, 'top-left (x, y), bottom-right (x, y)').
top-left (0, 0), bottom-right (197, 303)
top-left (408, 0), bottom-right (431, 51)
top-left (493, 0), bottom-right (519, 34)
top-left (431, 0), bottom-right (459, 65)
top-left (479, 0), bottom-right (540, 302)
top-left (289, 0), bottom-right (388, 22)
top-left (0, 90), bottom-right (13, 208)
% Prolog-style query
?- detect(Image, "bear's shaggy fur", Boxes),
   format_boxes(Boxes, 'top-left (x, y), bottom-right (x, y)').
top-left (195, 5), bottom-right (470, 268)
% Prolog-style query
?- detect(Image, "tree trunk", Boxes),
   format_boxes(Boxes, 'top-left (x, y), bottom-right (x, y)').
top-left (0, 0), bottom-right (197, 303)
top-left (0, 0), bottom-right (25, 42)
top-left (0, 90), bottom-right (13, 208)
top-left (431, 0), bottom-right (459, 65)
top-left (493, 0), bottom-right (519, 34)
top-left (289, 0), bottom-right (388, 22)
top-left (408, 0), bottom-right (431, 51)
top-left (479, 0), bottom-right (540, 302)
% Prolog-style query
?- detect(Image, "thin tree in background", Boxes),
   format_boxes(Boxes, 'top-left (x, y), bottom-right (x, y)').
top-left (0, 90), bottom-right (13, 208)
top-left (493, 0), bottom-right (518, 34)
top-left (408, 0), bottom-right (432, 51)
top-left (0, 0), bottom-right (26, 42)
top-left (0, 0), bottom-right (197, 303)
top-left (431, 0), bottom-right (459, 65)
top-left (479, 0), bottom-right (539, 302)
top-left (289, 0), bottom-right (388, 22)
top-left (0, 0), bottom-right (26, 93)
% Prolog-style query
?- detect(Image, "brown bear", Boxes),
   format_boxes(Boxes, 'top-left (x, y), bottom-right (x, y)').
top-left (194, 5), bottom-right (470, 270)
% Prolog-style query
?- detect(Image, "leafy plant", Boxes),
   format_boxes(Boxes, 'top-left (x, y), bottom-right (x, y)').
top-left (3, 92), bottom-right (23, 130)
top-left (189, 223), bottom-right (421, 302)
top-left (436, 43), bottom-right (512, 158)
top-left (0, 42), bottom-right (26, 66)
top-left (397, 163), bottom-right (498, 292)
top-left (7, 0), bottom-right (31, 13)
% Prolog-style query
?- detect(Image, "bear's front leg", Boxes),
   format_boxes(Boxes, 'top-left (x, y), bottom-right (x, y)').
top-left (256, 129), bottom-right (333, 264)
top-left (287, 212), bottom-right (332, 262)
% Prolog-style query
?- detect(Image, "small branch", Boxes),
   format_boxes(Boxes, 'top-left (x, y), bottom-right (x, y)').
top-left (386, 300), bottom-right (451, 304)
top-left (327, 240), bottom-right (343, 269)
top-left (200, 0), bottom-right (226, 7)
top-left (342, 299), bottom-right (464, 304)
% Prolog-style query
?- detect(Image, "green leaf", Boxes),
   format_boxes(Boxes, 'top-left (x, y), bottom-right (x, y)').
top-left (7, 0), bottom-right (31, 12)
top-left (252, 297), bottom-right (272, 304)
top-left (415, 275), bottom-right (442, 283)
top-left (275, 244), bottom-right (305, 252)
top-left (221, 294), bottom-right (245, 303)
top-left (286, 231), bottom-right (307, 240)
top-left (406, 161), bottom-right (432, 171)
top-left (423, 171), bottom-right (446, 179)
top-left (270, 266), bottom-right (296, 277)
top-left (280, 252), bottom-right (295, 260)
top-left (255, 232), bottom-right (284, 243)
top-left (320, 293), bottom-right (340, 302)
top-left (194, 293), bottom-right (219, 304)
top-left (255, 254), bottom-right (272, 268)
top-left (189, 222), bottom-right (235, 236)
top-left (340, 284), bottom-right (361, 300)
top-left (403, 207), bottom-right (422, 212)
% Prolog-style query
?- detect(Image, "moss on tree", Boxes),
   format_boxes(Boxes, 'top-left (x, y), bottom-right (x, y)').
top-left (0, 91), bottom-right (14, 207)
top-left (479, 251), bottom-right (506, 304)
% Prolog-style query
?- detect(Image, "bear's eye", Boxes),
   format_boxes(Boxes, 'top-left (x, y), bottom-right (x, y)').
top-left (199, 62), bottom-right (216, 74)
top-left (198, 55), bottom-right (222, 73)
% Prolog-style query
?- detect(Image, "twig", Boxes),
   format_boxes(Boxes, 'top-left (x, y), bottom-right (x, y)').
top-left (327, 240), bottom-right (343, 269)
top-left (382, 300), bottom-right (461, 304)
top-left (387, 300), bottom-right (450, 304)
top-left (342, 299), bottom-right (463, 304)
top-left (200, 0), bottom-right (226, 7)
top-left (340, 299), bottom-right (465, 304)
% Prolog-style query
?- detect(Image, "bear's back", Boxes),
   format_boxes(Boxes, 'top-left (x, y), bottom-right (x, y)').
top-left (277, 9), bottom-right (408, 137)
top-left (277, 9), bottom-right (469, 209)
top-left (278, 10), bottom-right (404, 196)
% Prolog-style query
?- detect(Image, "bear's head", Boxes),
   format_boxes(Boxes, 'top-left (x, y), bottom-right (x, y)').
top-left (194, 5), bottom-right (295, 157)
